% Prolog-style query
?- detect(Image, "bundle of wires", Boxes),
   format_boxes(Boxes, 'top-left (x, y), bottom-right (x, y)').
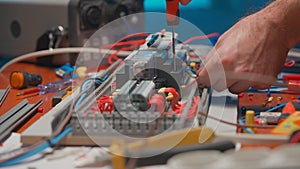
top-left (100, 32), bottom-right (150, 65)
top-left (0, 128), bottom-right (72, 167)
top-left (0, 82), bottom-right (93, 167)
top-left (0, 58), bottom-right (122, 167)
top-left (74, 77), bottom-right (107, 110)
top-left (238, 103), bottom-right (287, 134)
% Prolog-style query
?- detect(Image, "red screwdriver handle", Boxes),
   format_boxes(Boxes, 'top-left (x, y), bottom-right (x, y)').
top-left (166, 0), bottom-right (180, 26)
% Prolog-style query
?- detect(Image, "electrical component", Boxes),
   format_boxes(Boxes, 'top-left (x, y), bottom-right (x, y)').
top-left (259, 112), bottom-right (281, 125)
top-left (55, 63), bottom-right (76, 79)
top-left (242, 110), bottom-right (255, 134)
top-left (21, 32), bottom-right (211, 146)
top-left (10, 71), bottom-right (42, 89)
top-left (69, 31), bottom-right (210, 143)
top-left (16, 78), bottom-right (74, 96)
top-left (52, 86), bottom-right (76, 107)
top-left (114, 80), bottom-right (155, 112)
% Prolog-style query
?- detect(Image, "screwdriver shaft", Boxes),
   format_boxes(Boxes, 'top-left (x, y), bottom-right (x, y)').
top-left (172, 26), bottom-right (176, 72)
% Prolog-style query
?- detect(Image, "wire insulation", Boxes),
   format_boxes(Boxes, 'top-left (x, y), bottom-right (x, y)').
top-left (0, 127), bottom-right (72, 167)
top-left (0, 48), bottom-right (131, 73)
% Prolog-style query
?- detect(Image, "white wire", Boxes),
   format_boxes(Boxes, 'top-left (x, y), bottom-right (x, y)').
top-left (0, 47), bottom-right (131, 73)
top-left (289, 50), bottom-right (300, 58)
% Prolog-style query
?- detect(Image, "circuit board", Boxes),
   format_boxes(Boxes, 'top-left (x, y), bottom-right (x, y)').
top-left (21, 31), bottom-right (212, 146)
top-left (237, 91), bottom-right (300, 135)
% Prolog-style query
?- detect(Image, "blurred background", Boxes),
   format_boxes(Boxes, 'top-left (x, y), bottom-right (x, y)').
top-left (144, 0), bottom-right (272, 34)
top-left (0, 0), bottom-right (279, 67)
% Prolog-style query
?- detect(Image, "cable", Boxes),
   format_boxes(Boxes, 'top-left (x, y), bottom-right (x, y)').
top-left (284, 60), bottom-right (296, 68)
top-left (265, 103), bottom-right (287, 112)
top-left (239, 119), bottom-right (255, 134)
top-left (0, 127), bottom-right (72, 167)
top-left (106, 39), bottom-right (146, 65)
top-left (101, 39), bottom-right (146, 49)
top-left (0, 47), bottom-right (131, 73)
top-left (116, 32), bottom-right (150, 42)
top-left (0, 33), bottom-right (142, 165)
top-left (182, 32), bottom-right (220, 45)
top-left (0, 81), bottom-right (93, 164)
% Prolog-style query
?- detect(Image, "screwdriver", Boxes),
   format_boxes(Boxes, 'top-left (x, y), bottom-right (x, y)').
top-left (166, 0), bottom-right (180, 72)
top-left (16, 78), bottom-right (75, 96)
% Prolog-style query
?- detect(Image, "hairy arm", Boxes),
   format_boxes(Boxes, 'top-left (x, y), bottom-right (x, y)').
top-left (197, 0), bottom-right (300, 93)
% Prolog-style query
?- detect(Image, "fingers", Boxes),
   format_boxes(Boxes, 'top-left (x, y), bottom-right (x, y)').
top-left (197, 50), bottom-right (276, 93)
top-left (252, 84), bottom-right (272, 90)
top-left (199, 65), bottom-right (276, 93)
top-left (228, 81), bottom-right (252, 94)
top-left (229, 81), bottom-right (272, 94)
top-left (197, 50), bottom-right (228, 92)
top-left (179, 0), bottom-right (191, 5)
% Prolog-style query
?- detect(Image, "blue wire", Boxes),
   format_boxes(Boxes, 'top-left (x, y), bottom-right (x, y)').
top-left (265, 103), bottom-right (286, 112)
top-left (239, 119), bottom-right (254, 134)
top-left (74, 93), bottom-right (87, 110)
top-left (240, 103), bottom-right (287, 123)
top-left (76, 76), bottom-right (107, 110)
top-left (1, 72), bottom-right (109, 166)
top-left (0, 128), bottom-right (72, 167)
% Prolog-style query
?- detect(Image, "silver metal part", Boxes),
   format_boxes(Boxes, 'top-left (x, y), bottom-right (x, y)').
top-left (130, 81), bottom-right (155, 111)
top-left (0, 86), bottom-right (10, 107)
top-left (0, 99), bottom-right (42, 142)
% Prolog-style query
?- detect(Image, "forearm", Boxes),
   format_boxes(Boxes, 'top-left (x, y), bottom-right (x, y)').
top-left (259, 0), bottom-right (300, 49)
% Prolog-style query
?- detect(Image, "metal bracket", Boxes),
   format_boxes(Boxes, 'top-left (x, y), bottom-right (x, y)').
top-left (0, 99), bottom-right (43, 142)
top-left (0, 86), bottom-right (10, 107)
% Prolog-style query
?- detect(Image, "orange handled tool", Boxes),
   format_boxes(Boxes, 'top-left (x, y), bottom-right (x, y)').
top-left (166, 0), bottom-right (180, 26)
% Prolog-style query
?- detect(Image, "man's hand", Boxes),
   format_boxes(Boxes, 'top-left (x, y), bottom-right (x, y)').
top-left (197, 0), bottom-right (300, 94)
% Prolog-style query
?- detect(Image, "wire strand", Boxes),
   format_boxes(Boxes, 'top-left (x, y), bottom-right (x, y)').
top-left (0, 48), bottom-right (131, 73)
top-left (182, 32), bottom-right (220, 44)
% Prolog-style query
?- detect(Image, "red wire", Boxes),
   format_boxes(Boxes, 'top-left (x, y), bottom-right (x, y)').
top-left (101, 39), bottom-right (146, 49)
top-left (284, 60), bottom-right (296, 68)
top-left (161, 88), bottom-right (182, 113)
top-left (97, 95), bottom-right (114, 113)
top-left (149, 94), bottom-right (165, 114)
top-left (108, 39), bottom-right (146, 65)
top-left (108, 53), bottom-right (120, 65)
top-left (182, 32), bottom-right (220, 44)
top-left (117, 32), bottom-right (150, 42)
top-left (187, 96), bottom-right (201, 118)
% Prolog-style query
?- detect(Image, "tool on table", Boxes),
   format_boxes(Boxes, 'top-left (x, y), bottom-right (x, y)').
top-left (166, 0), bottom-right (179, 72)
top-left (52, 86), bottom-right (76, 107)
top-left (10, 71), bottom-right (42, 89)
top-left (16, 78), bottom-right (74, 96)
top-left (109, 127), bottom-right (221, 169)
top-left (0, 86), bottom-right (10, 107)
top-left (0, 99), bottom-right (42, 142)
